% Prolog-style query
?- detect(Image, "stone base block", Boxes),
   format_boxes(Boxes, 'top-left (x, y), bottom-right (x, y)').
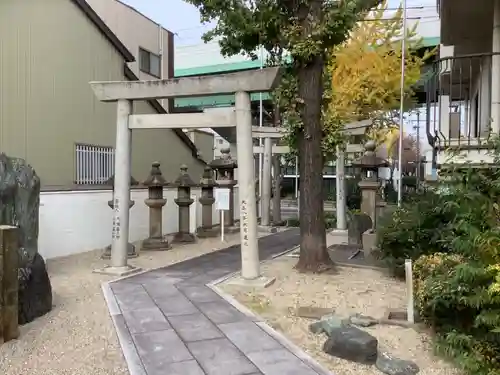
top-left (18, 253), bottom-right (53, 325)
top-left (326, 229), bottom-right (349, 247)
top-left (101, 243), bottom-right (138, 260)
top-left (173, 232), bottom-right (196, 244)
top-left (93, 265), bottom-right (142, 277)
top-left (226, 275), bottom-right (276, 289)
top-left (258, 225), bottom-right (278, 234)
top-left (141, 237), bottom-right (171, 251)
top-left (197, 227), bottom-right (219, 238)
top-left (362, 230), bottom-right (377, 259)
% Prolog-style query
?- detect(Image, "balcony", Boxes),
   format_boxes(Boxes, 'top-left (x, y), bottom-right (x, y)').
top-left (425, 52), bottom-right (498, 167)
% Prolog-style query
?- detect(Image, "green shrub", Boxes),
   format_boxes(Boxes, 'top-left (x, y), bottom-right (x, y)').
top-left (377, 136), bottom-right (500, 375)
top-left (376, 188), bottom-right (456, 277)
top-left (414, 253), bottom-right (500, 375)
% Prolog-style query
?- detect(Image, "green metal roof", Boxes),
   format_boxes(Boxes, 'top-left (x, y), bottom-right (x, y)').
top-left (173, 36), bottom-right (440, 109)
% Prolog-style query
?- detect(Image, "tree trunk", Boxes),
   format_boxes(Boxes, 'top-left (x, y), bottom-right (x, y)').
top-left (295, 2), bottom-right (332, 272)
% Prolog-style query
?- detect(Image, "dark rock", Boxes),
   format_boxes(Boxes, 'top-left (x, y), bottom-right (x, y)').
top-left (309, 314), bottom-right (348, 335)
top-left (323, 326), bottom-right (378, 364)
top-left (349, 313), bottom-right (378, 327)
top-left (0, 154), bottom-right (53, 324)
top-left (18, 253), bottom-right (53, 324)
top-left (0, 154), bottom-right (41, 265)
top-left (376, 352), bottom-right (420, 375)
top-left (347, 213), bottom-right (372, 246)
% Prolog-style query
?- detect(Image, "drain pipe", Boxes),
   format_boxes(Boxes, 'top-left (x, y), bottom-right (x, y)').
top-left (492, 0), bottom-right (500, 134)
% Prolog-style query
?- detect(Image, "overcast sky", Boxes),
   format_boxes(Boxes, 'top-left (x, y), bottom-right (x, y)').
top-left (120, 0), bottom-right (439, 46)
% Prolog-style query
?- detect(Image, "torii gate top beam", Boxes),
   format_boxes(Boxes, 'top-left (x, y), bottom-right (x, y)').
top-left (90, 67), bottom-right (281, 102)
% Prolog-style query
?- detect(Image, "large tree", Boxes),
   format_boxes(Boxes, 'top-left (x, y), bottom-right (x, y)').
top-left (185, 0), bottom-right (382, 272)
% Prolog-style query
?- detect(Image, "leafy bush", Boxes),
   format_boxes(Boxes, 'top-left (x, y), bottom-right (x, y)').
top-left (376, 188), bottom-right (456, 277)
top-left (414, 254), bottom-right (500, 375)
top-left (377, 137), bottom-right (500, 375)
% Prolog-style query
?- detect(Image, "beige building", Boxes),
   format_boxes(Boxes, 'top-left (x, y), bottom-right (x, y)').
top-left (0, 0), bottom-right (205, 189)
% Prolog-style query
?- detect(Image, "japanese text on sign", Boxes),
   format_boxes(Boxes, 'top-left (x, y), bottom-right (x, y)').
top-left (214, 188), bottom-right (230, 211)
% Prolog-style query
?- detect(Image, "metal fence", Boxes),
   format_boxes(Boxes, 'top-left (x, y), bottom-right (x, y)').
top-left (74, 143), bottom-right (115, 185)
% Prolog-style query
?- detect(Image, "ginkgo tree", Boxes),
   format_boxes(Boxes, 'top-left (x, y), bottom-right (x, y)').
top-left (185, 0), bottom-right (383, 272)
top-left (322, 1), bottom-right (435, 155)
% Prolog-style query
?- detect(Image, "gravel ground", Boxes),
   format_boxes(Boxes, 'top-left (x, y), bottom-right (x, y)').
top-left (0, 233), bottom-right (245, 375)
top-left (219, 256), bottom-right (461, 375)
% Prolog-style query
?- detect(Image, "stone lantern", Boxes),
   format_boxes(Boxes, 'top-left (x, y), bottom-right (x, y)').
top-left (142, 162), bottom-right (171, 251)
top-left (102, 174), bottom-right (139, 259)
top-left (351, 140), bottom-right (389, 230)
top-left (197, 166), bottom-right (217, 238)
top-left (173, 165), bottom-right (196, 243)
top-left (209, 148), bottom-right (237, 229)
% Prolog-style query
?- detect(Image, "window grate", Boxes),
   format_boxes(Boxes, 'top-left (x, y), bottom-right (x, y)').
top-left (74, 143), bottom-right (115, 185)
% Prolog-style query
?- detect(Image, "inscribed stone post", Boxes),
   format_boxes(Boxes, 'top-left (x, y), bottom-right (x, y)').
top-left (0, 225), bottom-right (20, 343)
top-left (102, 175), bottom-right (139, 259)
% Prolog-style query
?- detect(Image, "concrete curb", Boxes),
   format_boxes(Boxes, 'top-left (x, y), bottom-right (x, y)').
top-left (101, 282), bottom-right (147, 375)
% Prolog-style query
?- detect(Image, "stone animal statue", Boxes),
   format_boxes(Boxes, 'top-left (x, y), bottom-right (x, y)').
top-left (0, 153), bottom-right (52, 324)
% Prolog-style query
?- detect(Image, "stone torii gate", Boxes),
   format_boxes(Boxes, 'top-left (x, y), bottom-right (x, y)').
top-left (89, 68), bottom-right (280, 286)
top-left (251, 127), bottom-right (288, 227)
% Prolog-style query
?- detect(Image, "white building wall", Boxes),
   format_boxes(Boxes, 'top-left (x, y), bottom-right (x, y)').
top-left (38, 187), bottom-right (239, 260)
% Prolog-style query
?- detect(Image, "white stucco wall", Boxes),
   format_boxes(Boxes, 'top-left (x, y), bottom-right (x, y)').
top-left (38, 187), bottom-right (239, 260)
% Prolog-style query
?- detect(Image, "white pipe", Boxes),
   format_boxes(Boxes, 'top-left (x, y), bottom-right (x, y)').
top-left (111, 99), bottom-right (132, 269)
top-left (235, 91), bottom-right (260, 280)
top-left (492, 0), bottom-right (500, 133)
top-left (405, 259), bottom-right (415, 324)
top-left (397, 0), bottom-right (407, 207)
top-left (258, 46), bottom-right (264, 217)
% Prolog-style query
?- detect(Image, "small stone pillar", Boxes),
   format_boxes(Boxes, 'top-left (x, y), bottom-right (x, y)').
top-left (173, 165), bottom-right (196, 243)
top-left (351, 141), bottom-right (389, 230)
top-left (197, 166), bottom-right (218, 238)
top-left (142, 162), bottom-right (171, 251)
top-left (102, 175), bottom-right (139, 259)
top-left (209, 148), bottom-right (238, 229)
top-left (0, 226), bottom-right (19, 344)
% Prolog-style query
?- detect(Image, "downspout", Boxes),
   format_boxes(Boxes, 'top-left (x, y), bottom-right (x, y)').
top-left (492, 0), bottom-right (500, 134)
top-left (158, 23), bottom-right (165, 108)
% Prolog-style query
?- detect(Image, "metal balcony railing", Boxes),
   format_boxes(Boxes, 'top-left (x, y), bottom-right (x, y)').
top-left (425, 52), bottom-right (500, 150)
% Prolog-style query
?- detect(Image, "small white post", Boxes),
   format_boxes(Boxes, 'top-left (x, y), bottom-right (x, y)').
top-left (405, 259), bottom-right (415, 324)
top-left (235, 91), bottom-right (260, 280)
top-left (221, 210), bottom-right (225, 242)
top-left (111, 99), bottom-right (132, 269)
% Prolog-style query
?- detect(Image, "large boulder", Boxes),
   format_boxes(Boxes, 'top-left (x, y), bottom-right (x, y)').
top-left (323, 326), bottom-right (378, 364)
top-left (0, 153), bottom-right (53, 324)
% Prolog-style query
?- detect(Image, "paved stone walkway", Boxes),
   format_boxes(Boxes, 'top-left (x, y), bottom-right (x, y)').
top-left (102, 229), bottom-right (331, 375)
